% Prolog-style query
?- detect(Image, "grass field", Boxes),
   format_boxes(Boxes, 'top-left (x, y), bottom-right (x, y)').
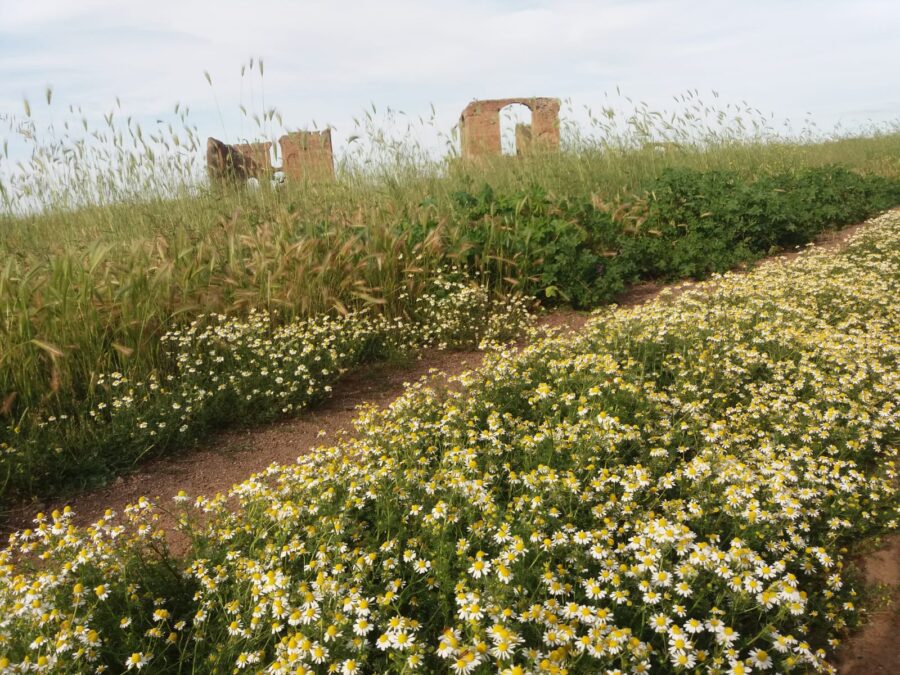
top-left (1, 97), bottom-right (900, 505)
top-left (2, 210), bottom-right (897, 672)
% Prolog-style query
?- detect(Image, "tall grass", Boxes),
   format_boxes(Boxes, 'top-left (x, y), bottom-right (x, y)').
top-left (1, 81), bottom-right (899, 467)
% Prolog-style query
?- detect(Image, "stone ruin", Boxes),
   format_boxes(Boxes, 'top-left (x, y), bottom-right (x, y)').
top-left (206, 138), bottom-right (269, 184)
top-left (206, 97), bottom-right (561, 182)
top-left (459, 97), bottom-right (560, 158)
top-left (207, 130), bottom-right (334, 185)
top-left (278, 131), bottom-right (334, 181)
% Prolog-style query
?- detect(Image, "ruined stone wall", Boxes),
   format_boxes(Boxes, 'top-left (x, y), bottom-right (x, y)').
top-left (207, 131), bottom-right (334, 185)
top-left (279, 130), bottom-right (334, 181)
top-left (459, 97), bottom-right (560, 158)
top-left (232, 142), bottom-right (273, 175)
top-left (515, 123), bottom-right (533, 156)
top-left (207, 138), bottom-right (272, 184)
top-left (207, 96), bottom-right (561, 183)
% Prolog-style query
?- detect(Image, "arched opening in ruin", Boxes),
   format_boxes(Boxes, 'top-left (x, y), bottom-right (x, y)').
top-left (458, 98), bottom-right (559, 159)
top-left (499, 103), bottom-right (533, 156)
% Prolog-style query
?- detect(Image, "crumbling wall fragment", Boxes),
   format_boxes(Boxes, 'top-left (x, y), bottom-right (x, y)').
top-left (207, 131), bottom-right (334, 185)
top-left (459, 97), bottom-right (560, 158)
top-left (279, 130), bottom-right (334, 181)
top-left (207, 137), bottom-right (271, 184)
top-left (233, 142), bottom-right (273, 175)
top-left (515, 123), bottom-right (533, 156)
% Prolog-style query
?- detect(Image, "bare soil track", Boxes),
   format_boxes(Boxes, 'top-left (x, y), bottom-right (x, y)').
top-left (6, 213), bottom-right (899, 671)
top-left (835, 534), bottom-right (900, 674)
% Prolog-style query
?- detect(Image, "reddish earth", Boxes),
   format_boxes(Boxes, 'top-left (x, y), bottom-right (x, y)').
top-left (5, 214), bottom-right (897, 671)
top-left (834, 535), bottom-right (900, 674)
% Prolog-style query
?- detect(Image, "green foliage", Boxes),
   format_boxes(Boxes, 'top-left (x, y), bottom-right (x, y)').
top-left (644, 165), bottom-right (900, 252)
top-left (448, 184), bottom-right (607, 307)
top-left (446, 166), bottom-right (900, 306)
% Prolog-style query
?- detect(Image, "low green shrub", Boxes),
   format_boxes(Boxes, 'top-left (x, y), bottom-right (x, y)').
top-left (446, 166), bottom-right (900, 306)
top-left (629, 165), bottom-right (900, 277)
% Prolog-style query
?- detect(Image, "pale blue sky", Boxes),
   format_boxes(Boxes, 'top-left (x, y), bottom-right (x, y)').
top-left (1, 0), bottom-right (899, 163)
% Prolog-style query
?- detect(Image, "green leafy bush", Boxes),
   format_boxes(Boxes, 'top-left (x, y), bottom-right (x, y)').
top-left (626, 165), bottom-right (900, 279)
top-left (448, 185), bottom-right (608, 307)
top-left (447, 166), bottom-right (900, 306)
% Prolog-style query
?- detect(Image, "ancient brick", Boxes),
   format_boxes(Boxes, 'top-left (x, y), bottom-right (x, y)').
top-left (279, 130), bottom-right (334, 181)
top-left (206, 137), bottom-right (271, 184)
top-left (233, 142), bottom-right (273, 175)
top-left (515, 123), bottom-right (533, 156)
top-left (459, 97), bottom-right (560, 158)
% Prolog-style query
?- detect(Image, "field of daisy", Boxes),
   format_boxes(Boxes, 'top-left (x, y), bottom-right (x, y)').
top-left (2, 209), bottom-right (897, 673)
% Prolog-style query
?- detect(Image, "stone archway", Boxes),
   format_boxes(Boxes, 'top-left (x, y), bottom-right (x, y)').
top-left (459, 97), bottom-right (560, 158)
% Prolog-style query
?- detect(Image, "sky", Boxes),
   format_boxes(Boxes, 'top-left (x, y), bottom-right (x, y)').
top-left (1, 0), bottom-right (899, 165)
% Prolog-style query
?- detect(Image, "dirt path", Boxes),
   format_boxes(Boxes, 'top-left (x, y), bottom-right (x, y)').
top-left (835, 534), bottom-right (900, 674)
top-left (5, 213), bottom-right (898, 671)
